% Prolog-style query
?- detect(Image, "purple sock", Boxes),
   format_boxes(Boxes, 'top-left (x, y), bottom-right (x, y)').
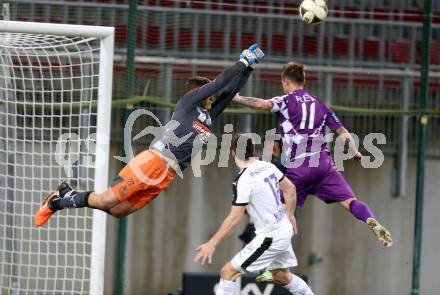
top-left (349, 200), bottom-right (375, 222)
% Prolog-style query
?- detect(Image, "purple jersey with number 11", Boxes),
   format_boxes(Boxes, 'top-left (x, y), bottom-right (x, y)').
top-left (269, 89), bottom-right (355, 207)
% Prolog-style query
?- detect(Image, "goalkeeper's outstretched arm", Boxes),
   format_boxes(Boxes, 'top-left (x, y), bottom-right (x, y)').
top-left (210, 45), bottom-right (265, 117)
top-left (179, 61), bottom-right (248, 111)
top-left (179, 44), bottom-right (262, 111)
top-left (233, 94), bottom-right (272, 110)
top-left (210, 67), bottom-right (254, 119)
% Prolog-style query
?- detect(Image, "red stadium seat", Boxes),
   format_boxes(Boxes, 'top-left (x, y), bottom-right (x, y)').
top-left (392, 9), bottom-right (401, 21)
top-left (222, 0), bottom-right (237, 11)
top-left (229, 32), bottom-right (238, 49)
top-left (115, 25), bottom-right (127, 44)
top-left (198, 31), bottom-right (206, 49)
top-left (113, 64), bottom-right (125, 74)
top-left (259, 34), bottom-right (269, 50)
top-left (231, 32), bottom-right (256, 48)
top-left (146, 25), bottom-right (160, 46)
top-left (291, 36), bottom-right (299, 53)
top-left (178, 28), bottom-right (192, 48)
top-left (159, 0), bottom-right (174, 7)
top-left (433, 11), bottom-right (440, 24)
top-left (209, 2), bottom-right (220, 10)
top-left (430, 41), bottom-right (440, 64)
top-left (165, 28), bottom-right (174, 47)
top-left (229, 32), bottom-right (256, 49)
top-left (241, 32), bottom-right (256, 49)
top-left (413, 41), bottom-right (440, 64)
top-left (303, 35), bottom-right (318, 55)
top-left (190, 1), bottom-right (206, 9)
top-left (254, 1), bottom-right (269, 13)
top-left (363, 37), bottom-right (380, 59)
top-left (391, 39), bottom-right (411, 63)
top-left (210, 31), bottom-right (224, 48)
top-left (331, 5), bottom-right (341, 17)
top-left (333, 35), bottom-right (349, 56)
top-left (372, 8), bottom-right (399, 21)
top-left (373, 8), bottom-right (389, 20)
top-left (229, 32), bottom-right (241, 48)
top-left (282, 5), bottom-right (297, 15)
top-left (272, 34), bottom-right (287, 54)
top-left (240, 0), bottom-right (251, 12)
top-left (344, 6), bottom-right (360, 19)
top-left (136, 25), bottom-right (144, 45)
top-left (271, 3), bottom-right (282, 14)
top-left (403, 9), bottom-right (423, 22)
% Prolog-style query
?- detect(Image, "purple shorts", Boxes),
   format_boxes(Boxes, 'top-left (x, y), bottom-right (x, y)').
top-left (285, 155), bottom-right (355, 207)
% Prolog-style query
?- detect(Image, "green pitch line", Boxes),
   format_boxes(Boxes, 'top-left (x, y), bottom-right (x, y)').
top-left (4, 95), bottom-right (440, 116)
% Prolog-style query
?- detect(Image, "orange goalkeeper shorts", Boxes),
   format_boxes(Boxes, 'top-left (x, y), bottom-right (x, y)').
top-left (111, 149), bottom-right (175, 209)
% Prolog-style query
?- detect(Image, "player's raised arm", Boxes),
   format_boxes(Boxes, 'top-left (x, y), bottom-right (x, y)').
top-left (279, 177), bottom-right (298, 234)
top-left (209, 46), bottom-right (265, 119)
top-left (209, 67), bottom-right (254, 119)
top-left (179, 44), bottom-right (260, 111)
top-left (233, 94), bottom-right (272, 110)
top-left (194, 206), bottom-right (246, 265)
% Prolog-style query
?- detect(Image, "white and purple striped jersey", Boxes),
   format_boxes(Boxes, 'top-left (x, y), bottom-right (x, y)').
top-left (269, 89), bottom-right (343, 166)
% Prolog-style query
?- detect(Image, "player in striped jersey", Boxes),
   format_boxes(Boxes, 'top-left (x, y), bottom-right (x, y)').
top-left (233, 62), bottom-right (392, 249)
top-left (194, 136), bottom-right (314, 295)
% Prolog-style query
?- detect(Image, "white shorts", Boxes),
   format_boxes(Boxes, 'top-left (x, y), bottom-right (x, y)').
top-left (230, 232), bottom-right (297, 273)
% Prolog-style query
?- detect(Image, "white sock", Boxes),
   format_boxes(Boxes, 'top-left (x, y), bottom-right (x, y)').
top-left (216, 279), bottom-right (236, 295)
top-left (283, 274), bottom-right (314, 295)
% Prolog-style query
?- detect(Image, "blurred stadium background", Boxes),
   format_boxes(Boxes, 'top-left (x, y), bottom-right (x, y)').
top-left (2, 0), bottom-right (440, 294)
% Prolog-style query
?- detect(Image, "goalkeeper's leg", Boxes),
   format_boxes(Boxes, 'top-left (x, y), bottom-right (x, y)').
top-left (34, 149), bottom-right (175, 226)
top-left (34, 183), bottom-right (124, 227)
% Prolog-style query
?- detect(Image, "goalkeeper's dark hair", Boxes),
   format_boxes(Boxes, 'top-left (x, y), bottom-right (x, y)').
top-left (231, 134), bottom-right (256, 161)
top-left (282, 61), bottom-right (305, 86)
top-left (186, 76), bottom-right (211, 91)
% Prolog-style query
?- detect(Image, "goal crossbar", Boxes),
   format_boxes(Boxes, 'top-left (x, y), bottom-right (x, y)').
top-left (0, 20), bottom-right (114, 38)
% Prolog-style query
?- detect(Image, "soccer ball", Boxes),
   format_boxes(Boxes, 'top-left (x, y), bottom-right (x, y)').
top-left (299, 0), bottom-right (328, 25)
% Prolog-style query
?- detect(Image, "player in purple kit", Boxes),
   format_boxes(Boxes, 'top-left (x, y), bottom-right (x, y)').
top-left (233, 62), bottom-right (393, 252)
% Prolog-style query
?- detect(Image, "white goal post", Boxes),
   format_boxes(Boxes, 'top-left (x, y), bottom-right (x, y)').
top-left (0, 21), bottom-right (114, 294)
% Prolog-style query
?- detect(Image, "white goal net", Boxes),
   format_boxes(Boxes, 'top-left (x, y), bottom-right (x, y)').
top-left (0, 21), bottom-right (113, 294)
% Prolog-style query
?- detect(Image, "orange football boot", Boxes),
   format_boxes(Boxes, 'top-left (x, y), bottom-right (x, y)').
top-left (34, 191), bottom-right (59, 227)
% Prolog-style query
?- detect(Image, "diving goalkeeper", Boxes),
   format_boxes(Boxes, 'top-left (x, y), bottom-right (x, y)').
top-left (34, 44), bottom-right (265, 227)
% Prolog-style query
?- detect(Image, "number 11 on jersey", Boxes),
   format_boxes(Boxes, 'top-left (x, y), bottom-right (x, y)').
top-left (300, 102), bottom-right (315, 130)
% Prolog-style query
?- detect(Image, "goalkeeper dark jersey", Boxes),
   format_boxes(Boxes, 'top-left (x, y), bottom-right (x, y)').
top-left (152, 61), bottom-right (252, 171)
